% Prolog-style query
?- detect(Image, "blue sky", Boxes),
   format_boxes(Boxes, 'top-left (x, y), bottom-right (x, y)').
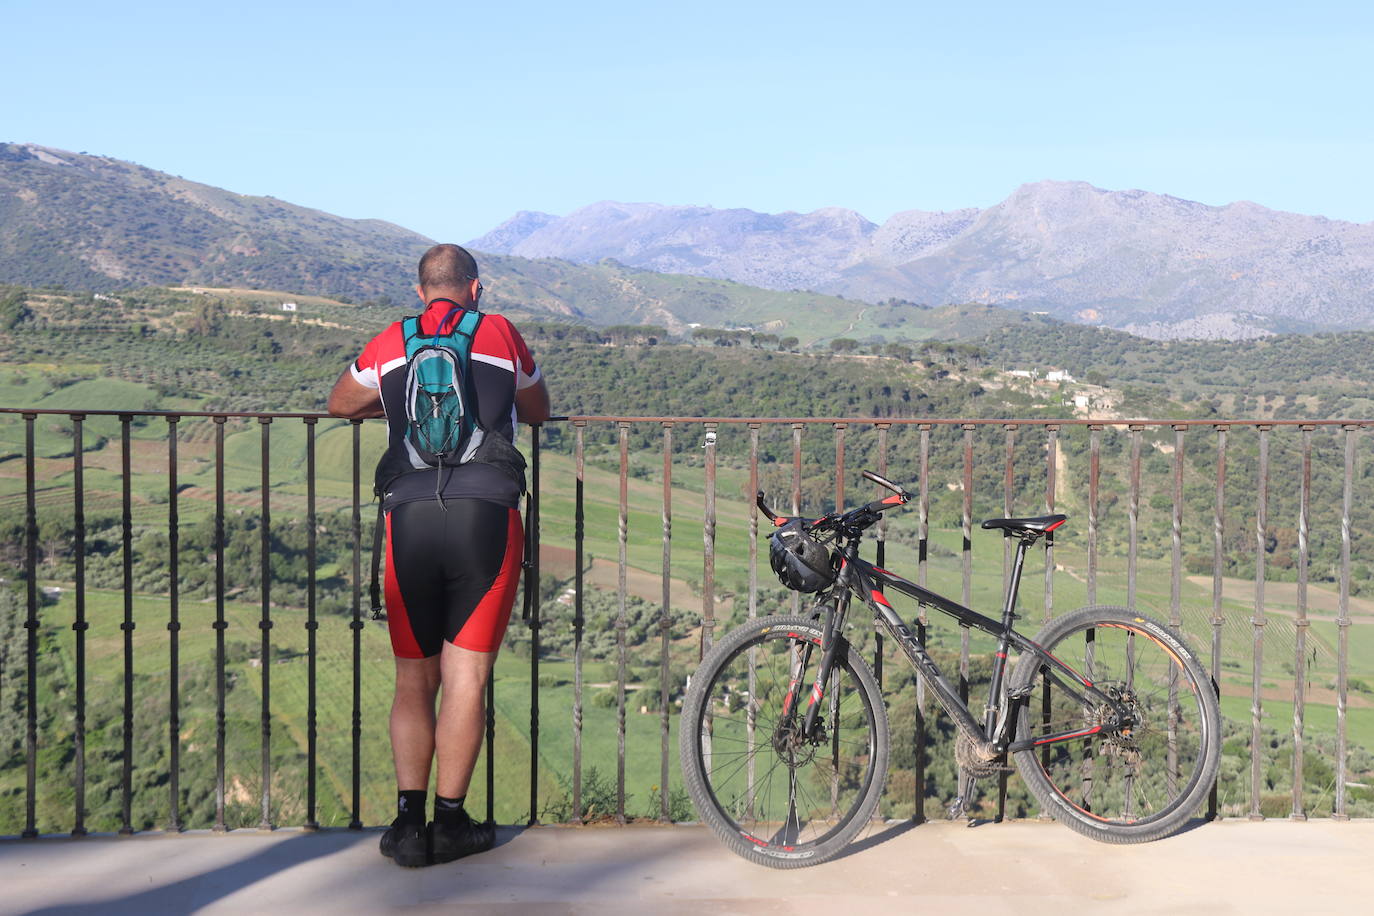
top-left (5, 0), bottom-right (1372, 241)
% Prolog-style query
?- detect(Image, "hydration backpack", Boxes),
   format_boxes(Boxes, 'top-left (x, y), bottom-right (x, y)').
top-left (400, 305), bottom-right (484, 468)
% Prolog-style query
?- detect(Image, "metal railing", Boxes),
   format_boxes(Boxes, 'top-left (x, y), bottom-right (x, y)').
top-left (0, 408), bottom-right (1369, 836)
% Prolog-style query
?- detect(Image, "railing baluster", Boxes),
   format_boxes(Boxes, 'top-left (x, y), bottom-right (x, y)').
top-left (1292, 425), bottom-right (1312, 821)
top-left (875, 423), bottom-right (890, 685)
top-left (1335, 425), bottom-right (1356, 819)
top-left (71, 413), bottom-right (88, 837)
top-left (485, 676), bottom-right (496, 825)
top-left (616, 422), bottom-right (630, 824)
top-left (960, 424), bottom-right (974, 702)
top-left (995, 423), bottom-right (1017, 822)
top-left (748, 424), bottom-right (760, 622)
top-left (746, 423), bottom-right (760, 818)
top-left (791, 424), bottom-right (803, 615)
top-left (915, 423), bottom-right (930, 822)
top-left (304, 416), bottom-right (319, 830)
top-left (22, 412), bottom-right (38, 839)
top-left (1043, 425), bottom-right (1058, 623)
top-left (1170, 426), bottom-right (1185, 633)
top-left (349, 420), bottom-right (363, 830)
top-left (1128, 425), bottom-right (1142, 608)
top-left (702, 422), bottom-right (718, 655)
top-left (1088, 425), bottom-right (1101, 605)
top-left (119, 414), bottom-right (134, 835)
top-left (258, 418), bottom-right (274, 831)
top-left (1249, 425), bottom-right (1270, 820)
top-left (571, 422), bottom-right (586, 824)
top-left (834, 423), bottom-right (846, 511)
top-left (167, 416), bottom-right (183, 832)
top-left (1003, 424), bottom-right (1015, 593)
top-left (918, 425), bottom-right (930, 589)
top-left (1168, 424), bottom-right (1184, 805)
top-left (1209, 424), bottom-right (1227, 821)
top-left (527, 425), bottom-right (542, 825)
top-left (659, 422), bottom-right (673, 822)
top-left (213, 416), bottom-right (227, 832)
top-left (527, 425), bottom-right (544, 829)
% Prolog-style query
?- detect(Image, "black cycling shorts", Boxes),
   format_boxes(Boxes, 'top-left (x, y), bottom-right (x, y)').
top-left (383, 498), bottom-right (523, 658)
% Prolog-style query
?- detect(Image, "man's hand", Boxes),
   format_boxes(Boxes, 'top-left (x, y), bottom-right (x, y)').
top-left (328, 367), bottom-right (385, 419)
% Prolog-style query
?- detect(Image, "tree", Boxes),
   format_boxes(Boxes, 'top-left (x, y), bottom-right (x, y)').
top-left (829, 338), bottom-right (858, 354)
top-left (0, 288), bottom-right (30, 330)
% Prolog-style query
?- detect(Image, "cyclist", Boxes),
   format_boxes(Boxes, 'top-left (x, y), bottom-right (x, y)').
top-left (327, 244), bottom-right (550, 866)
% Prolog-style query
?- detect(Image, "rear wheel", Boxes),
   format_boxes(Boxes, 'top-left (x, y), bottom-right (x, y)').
top-left (679, 615), bottom-right (889, 868)
top-left (1010, 606), bottom-right (1220, 843)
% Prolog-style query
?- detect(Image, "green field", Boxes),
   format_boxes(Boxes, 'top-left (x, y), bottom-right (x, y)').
top-left (4, 335), bottom-right (1374, 830)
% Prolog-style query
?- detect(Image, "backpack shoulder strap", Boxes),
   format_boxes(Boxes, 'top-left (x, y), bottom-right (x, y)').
top-left (401, 315), bottom-right (424, 358)
top-left (453, 309), bottom-right (483, 348)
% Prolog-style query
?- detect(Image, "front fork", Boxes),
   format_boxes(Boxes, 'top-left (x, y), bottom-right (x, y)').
top-left (779, 580), bottom-right (850, 744)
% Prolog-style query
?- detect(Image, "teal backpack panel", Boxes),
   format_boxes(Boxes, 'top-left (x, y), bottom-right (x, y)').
top-left (401, 307), bottom-right (483, 466)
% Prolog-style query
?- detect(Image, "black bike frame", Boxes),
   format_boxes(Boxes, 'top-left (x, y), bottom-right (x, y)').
top-left (811, 534), bottom-right (1134, 755)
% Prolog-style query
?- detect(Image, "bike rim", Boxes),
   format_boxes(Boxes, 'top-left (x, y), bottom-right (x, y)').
top-left (692, 629), bottom-right (880, 856)
top-left (1023, 621), bottom-right (1211, 827)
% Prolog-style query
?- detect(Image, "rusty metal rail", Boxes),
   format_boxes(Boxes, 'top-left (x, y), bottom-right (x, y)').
top-left (1, 407), bottom-right (1370, 834)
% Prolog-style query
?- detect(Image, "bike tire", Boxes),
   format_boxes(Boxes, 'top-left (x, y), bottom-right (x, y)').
top-left (679, 615), bottom-right (889, 868)
top-left (1009, 605), bottom-right (1221, 843)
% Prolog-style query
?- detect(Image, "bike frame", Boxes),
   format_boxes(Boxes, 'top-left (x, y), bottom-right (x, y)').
top-left (798, 531), bottom-right (1135, 756)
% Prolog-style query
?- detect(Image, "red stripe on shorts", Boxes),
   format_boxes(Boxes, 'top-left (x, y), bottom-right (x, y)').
top-left (383, 511), bottom-right (424, 659)
top-left (451, 508), bottom-right (524, 652)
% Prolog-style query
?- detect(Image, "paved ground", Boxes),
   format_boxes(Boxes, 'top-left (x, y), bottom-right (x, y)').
top-left (1, 819), bottom-right (1369, 915)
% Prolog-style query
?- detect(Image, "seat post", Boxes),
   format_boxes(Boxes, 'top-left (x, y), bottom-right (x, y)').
top-left (1000, 535), bottom-right (1034, 625)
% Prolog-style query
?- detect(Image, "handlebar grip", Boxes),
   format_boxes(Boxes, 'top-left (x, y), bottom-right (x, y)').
top-left (862, 469), bottom-right (907, 496)
top-left (756, 490), bottom-right (780, 522)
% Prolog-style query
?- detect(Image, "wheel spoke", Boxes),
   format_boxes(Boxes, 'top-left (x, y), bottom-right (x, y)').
top-left (1013, 609), bottom-right (1219, 840)
top-left (683, 617), bottom-right (887, 862)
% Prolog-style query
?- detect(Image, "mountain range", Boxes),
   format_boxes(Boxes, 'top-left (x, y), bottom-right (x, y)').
top-left (0, 143), bottom-right (922, 341)
top-left (470, 185), bottom-right (1374, 339)
top-left (5, 141), bottom-right (1374, 340)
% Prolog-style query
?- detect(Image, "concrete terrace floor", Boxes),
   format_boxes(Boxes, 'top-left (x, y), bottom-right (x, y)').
top-left (1, 819), bottom-right (1370, 915)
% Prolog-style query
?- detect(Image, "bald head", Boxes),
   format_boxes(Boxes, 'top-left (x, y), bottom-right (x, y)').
top-left (418, 244), bottom-right (479, 291)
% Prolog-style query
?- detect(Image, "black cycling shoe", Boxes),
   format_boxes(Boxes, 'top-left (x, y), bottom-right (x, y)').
top-left (380, 818), bottom-right (429, 867)
top-left (429, 811), bottom-right (495, 864)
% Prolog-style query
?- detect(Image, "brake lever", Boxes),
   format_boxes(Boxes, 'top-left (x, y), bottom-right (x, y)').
top-left (861, 469), bottom-right (909, 500)
top-left (756, 490), bottom-right (780, 522)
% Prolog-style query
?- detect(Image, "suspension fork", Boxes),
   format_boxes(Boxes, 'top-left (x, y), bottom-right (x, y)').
top-left (777, 560), bottom-right (853, 739)
top-left (801, 557), bottom-right (855, 739)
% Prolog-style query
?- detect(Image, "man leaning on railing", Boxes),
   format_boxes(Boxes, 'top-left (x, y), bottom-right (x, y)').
top-left (327, 243), bottom-right (550, 867)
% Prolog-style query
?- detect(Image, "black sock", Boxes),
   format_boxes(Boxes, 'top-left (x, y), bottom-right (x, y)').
top-left (397, 790), bottom-right (427, 826)
top-left (434, 794), bottom-right (467, 826)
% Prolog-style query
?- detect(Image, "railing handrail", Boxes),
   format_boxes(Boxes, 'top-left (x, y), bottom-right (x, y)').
top-left (4, 406), bottom-right (1374, 428)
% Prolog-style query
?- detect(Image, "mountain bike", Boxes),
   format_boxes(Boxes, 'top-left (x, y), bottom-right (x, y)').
top-left (679, 470), bottom-right (1220, 868)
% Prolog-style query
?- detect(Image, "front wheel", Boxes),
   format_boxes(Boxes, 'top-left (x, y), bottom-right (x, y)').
top-left (679, 615), bottom-right (889, 868)
top-left (1009, 606), bottom-right (1221, 843)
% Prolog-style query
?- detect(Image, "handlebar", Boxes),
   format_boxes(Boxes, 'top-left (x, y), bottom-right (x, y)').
top-left (756, 470), bottom-right (911, 534)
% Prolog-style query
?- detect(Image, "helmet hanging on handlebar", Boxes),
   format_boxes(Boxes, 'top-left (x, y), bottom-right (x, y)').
top-left (769, 519), bottom-right (838, 593)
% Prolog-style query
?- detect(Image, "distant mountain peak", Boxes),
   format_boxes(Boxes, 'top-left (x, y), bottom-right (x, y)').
top-left (468, 183), bottom-right (1374, 337)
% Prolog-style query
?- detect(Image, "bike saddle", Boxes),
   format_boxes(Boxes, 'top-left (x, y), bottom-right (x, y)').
top-left (980, 514), bottom-right (1067, 536)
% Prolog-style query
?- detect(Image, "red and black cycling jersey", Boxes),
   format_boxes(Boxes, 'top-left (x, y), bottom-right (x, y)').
top-left (351, 302), bottom-right (541, 508)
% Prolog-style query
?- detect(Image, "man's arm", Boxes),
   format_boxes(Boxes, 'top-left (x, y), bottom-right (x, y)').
top-left (327, 367), bottom-right (385, 419)
top-left (514, 378), bottom-right (550, 425)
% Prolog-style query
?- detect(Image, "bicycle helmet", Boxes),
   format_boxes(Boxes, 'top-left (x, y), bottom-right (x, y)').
top-left (769, 519), bottom-right (837, 593)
